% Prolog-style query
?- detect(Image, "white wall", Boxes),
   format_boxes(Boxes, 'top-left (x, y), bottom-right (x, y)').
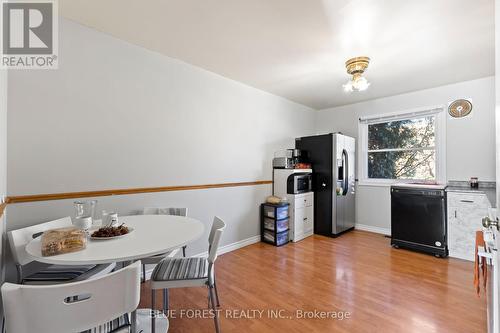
top-left (0, 70), bottom-right (5, 202)
top-left (0, 68), bottom-right (7, 324)
top-left (6, 19), bottom-right (315, 261)
top-left (496, 0), bottom-right (500, 208)
top-left (316, 77), bottom-right (496, 231)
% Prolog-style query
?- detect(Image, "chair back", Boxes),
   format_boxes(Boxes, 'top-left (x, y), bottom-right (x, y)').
top-left (159, 207), bottom-right (188, 216)
top-left (2, 262), bottom-right (141, 333)
top-left (142, 207), bottom-right (159, 215)
top-left (142, 207), bottom-right (188, 217)
top-left (208, 216), bottom-right (226, 264)
top-left (8, 216), bottom-right (73, 266)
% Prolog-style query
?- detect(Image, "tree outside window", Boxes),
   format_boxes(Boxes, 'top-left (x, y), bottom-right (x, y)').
top-left (367, 116), bottom-right (436, 180)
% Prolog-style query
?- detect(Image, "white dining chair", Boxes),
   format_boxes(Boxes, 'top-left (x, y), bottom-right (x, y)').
top-left (140, 207), bottom-right (189, 280)
top-left (150, 216), bottom-right (226, 333)
top-left (8, 216), bottom-right (115, 285)
top-left (1, 261), bottom-right (141, 333)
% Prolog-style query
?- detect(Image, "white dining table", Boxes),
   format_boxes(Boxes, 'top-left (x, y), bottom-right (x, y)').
top-left (25, 214), bottom-right (205, 333)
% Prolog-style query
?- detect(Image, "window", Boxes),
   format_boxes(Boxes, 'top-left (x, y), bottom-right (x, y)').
top-left (358, 107), bottom-right (445, 184)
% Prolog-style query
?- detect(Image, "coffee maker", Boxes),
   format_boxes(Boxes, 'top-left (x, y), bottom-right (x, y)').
top-left (272, 149), bottom-right (305, 169)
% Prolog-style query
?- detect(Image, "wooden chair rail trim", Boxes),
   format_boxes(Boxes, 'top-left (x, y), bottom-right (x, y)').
top-left (5, 180), bottom-right (273, 204)
top-left (0, 202), bottom-right (6, 218)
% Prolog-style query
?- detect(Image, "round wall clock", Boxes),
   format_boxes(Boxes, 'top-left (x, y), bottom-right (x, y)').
top-left (448, 99), bottom-right (472, 118)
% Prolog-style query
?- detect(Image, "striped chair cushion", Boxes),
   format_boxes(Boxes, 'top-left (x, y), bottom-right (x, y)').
top-left (81, 314), bottom-right (130, 333)
top-left (152, 257), bottom-right (208, 281)
top-left (23, 264), bottom-right (97, 283)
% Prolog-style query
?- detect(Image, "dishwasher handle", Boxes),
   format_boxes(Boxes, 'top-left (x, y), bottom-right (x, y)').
top-left (391, 188), bottom-right (445, 197)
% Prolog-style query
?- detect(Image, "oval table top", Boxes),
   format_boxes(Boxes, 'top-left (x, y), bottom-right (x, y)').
top-left (25, 215), bottom-right (205, 265)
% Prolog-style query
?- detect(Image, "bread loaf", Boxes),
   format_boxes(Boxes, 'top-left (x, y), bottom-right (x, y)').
top-left (41, 227), bottom-right (87, 256)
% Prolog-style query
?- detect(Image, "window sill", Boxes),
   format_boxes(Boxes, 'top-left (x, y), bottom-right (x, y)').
top-left (357, 181), bottom-right (394, 188)
top-left (357, 179), bottom-right (444, 188)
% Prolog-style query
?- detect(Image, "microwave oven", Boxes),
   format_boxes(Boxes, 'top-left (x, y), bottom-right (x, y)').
top-left (287, 173), bottom-right (312, 194)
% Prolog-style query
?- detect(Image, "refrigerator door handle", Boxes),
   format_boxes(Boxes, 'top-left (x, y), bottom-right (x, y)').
top-left (342, 149), bottom-right (348, 196)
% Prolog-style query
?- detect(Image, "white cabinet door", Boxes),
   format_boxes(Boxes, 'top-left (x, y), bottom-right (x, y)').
top-left (303, 206), bottom-right (314, 234)
top-left (290, 193), bottom-right (314, 242)
top-left (447, 192), bottom-right (490, 261)
top-left (293, 207), bottom-right (305, 241)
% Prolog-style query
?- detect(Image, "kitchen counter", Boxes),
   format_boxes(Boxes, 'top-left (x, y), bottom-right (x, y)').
top-left (446, 181), bottom-right (496, 208)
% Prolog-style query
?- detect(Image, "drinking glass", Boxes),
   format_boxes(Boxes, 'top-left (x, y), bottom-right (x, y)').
top-left (74, 200), bottom-right (97, 223)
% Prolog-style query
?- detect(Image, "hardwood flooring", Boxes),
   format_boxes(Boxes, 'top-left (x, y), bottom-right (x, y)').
top-left (139, 231), bottom-right (486, 333)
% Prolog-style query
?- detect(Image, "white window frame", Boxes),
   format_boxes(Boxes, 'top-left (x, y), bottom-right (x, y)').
top-left (357, 105), bottom-right (446, 186)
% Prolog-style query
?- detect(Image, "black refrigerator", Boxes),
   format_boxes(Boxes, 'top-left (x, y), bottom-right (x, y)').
top-left (295, 133), bottom-right (356, 237)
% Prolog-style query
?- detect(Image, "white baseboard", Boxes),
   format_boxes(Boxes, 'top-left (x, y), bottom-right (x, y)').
top-left (143, 235), bottom-right (261, 280)
top-left (355, 223), bottom-right (391, 236)
top-left (449, 251), bottom-right (474, 262)
top-left (192, 235), bottom-right (261, 258)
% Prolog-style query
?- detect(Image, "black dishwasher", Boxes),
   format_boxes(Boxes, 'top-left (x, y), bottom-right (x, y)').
top-left (391, 184), bottom-right (448, 257)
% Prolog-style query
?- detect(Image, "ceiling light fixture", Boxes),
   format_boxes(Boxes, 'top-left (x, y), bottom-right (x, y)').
top-left (343, 56), bottom-right (370, 92)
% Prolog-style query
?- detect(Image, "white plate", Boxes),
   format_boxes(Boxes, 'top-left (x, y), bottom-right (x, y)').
top-left (89, 227), bottom-right (134, 240)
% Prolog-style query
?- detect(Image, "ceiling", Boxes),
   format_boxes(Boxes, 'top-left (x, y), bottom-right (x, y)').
top-left (60, 0), bottom-right (495, 110)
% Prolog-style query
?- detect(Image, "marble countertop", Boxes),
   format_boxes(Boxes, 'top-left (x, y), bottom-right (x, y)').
top-left (446, 181), bottom-right (496, 208)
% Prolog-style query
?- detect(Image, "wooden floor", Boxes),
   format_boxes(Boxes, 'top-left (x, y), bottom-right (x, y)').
top-left (139, 231), bottom-right (486, 333)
